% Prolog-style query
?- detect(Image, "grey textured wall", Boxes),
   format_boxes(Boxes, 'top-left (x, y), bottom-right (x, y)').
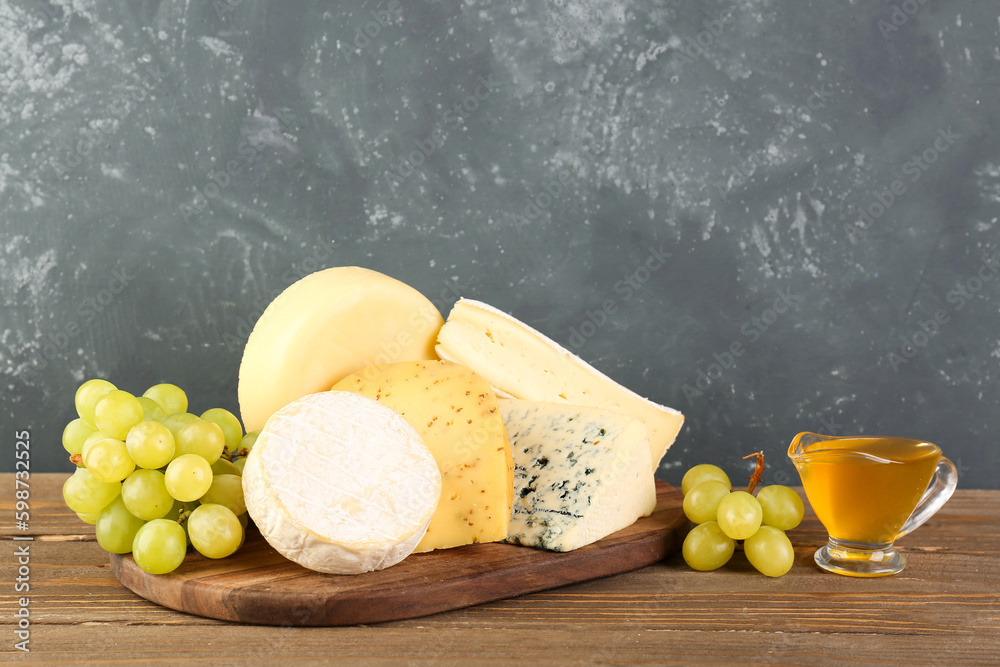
top-left (3, 0), bottom-right (999, 488)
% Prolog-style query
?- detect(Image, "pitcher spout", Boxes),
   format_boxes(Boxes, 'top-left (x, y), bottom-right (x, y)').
top-left (788, 432), bottom-right (834, 466)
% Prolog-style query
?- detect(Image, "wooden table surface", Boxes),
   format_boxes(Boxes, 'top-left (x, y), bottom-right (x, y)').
top-left (2, 474), bottom-right (998, 664)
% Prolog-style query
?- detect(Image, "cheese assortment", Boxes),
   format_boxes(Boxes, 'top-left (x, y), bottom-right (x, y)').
top-left (435, 298), bottom-right (684, 470)
top-left (242, 391), bottom-right (442, 574)
top-left (331, 360), bottom-right (513, 552)
top-left (238, 266), bottom-right (444, 432)
top-left (43, 264), bottom-right (692, 577)
top-left (499, 399), bottom-right (657, 551)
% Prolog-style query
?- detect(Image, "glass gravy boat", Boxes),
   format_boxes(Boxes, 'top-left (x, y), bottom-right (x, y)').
top-left (788, 432), bottom-right (957, 577)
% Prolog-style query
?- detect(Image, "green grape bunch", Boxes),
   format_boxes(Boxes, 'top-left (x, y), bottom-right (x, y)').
top-left (679, 453), bottom-right (804, 577)
top-left (61, 379), bottom-right (261, 575)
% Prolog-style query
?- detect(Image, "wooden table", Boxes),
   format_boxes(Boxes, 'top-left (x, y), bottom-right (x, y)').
top-left (3, 474), bottom-right (998, 664)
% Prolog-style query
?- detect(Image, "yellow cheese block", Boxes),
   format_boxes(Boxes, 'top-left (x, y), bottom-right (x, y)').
top-left (435, 298), bottom-right (685, 470)
top-left (332, 360), bottom-right (513, 552)
top-left (238, 267), bottom-right (443, 432)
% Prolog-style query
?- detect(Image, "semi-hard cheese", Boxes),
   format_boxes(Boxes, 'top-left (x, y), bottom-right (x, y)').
top-left (436, 298), bottom-right (684, 470)
top-left (242, 391), bottom-right (442, 574)
top-left (499, 398), bottom-right (656, 552)
top-left (238, 267), bottom-right (443, 433)
top-left (332, 360), bottom-right (513, 552)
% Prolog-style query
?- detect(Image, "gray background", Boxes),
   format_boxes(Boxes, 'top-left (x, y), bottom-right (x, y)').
top-left (2, 0), bottom-right (999, 488)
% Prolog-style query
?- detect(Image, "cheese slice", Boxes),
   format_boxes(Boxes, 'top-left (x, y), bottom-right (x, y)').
top-left (332, 360), bottom-right (513, 552)
top-left (242, 391), bottom-right (441, 574)
top-left (499, 398), bottom-right (656, 552)
top-left (436, 298), bottom-right (684, 469)
top-left (238, 267), bottom-right (443, 432)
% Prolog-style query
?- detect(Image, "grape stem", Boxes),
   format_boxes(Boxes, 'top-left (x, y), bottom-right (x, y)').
top-left (743, 452), bottom-right (764, 494)
top-left (69, 454), bottom-right (83, 467)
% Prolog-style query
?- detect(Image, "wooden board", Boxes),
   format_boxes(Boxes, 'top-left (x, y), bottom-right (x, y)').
top-left (110, 480), bottom-right (685, 626)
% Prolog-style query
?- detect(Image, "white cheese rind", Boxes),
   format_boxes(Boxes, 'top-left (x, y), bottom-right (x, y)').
top-left (499, 399), bottom-right (657, 552)
top-left (436, 298), bottom-right (684, 469)
top-left (242, 391), bottom-right (442, 574)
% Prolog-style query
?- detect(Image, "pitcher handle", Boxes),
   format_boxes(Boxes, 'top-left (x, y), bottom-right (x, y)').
top-left (896, 457), bottom-right (958, 539)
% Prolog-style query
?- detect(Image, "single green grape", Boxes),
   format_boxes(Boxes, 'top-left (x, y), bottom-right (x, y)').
top-left (62, 418), bottom-right (96, 455)
top-left (200, 474), bottom-right (246, 516)
top-left (187, 504), bottom-right (243, 559)
top-left (143, 383), bottom-right (188, 416)
top-left (125, 421), bottom-right (175, 469)
top-left (132, 519), bottom-right (188, 574)
top-left (75, 378), bottom-right (117, 428)
top-left (93, 390), bottom-right (144, 440)
top-left (77, 431), bottom-right (109, 469)
top-left (716, 491), bottom-right (763, 540)
top-left (682, 521), bottom-right (736, 571)
top-left (175, 420), bottom-right (225, 464)
top-left (232, 457), bottom-right (247, 474)
top-left (239, 430), bottom-right (260, 455)
top-left (682, 480), bottom-right (731, 524)
top-left (681, 464), bottom-right (732, 495)
top-left (744, 525), bottom-right (795, 577)
top-left (756, 485), bottom-right (805, 531)
top-left (210, 458), bottom-right (241, 476)
top-left (165, 454), bottom-right (213, 502)
top-left (76, 511), bottom-right (100, 525)
top-left (160, 412), bottom-right (199, 439)
top-left (135, 396), bottom-right (167, 422)
top-left (95, 496), bottom-right (147, 554)
top-left (82, 437), bottom-right (135, 483)
top-left (121, 469), bottom-right (174, 520)
top-left (200, 408), bottom-right (243, 452)
top-left (62, 468), bottom-right (120, 514)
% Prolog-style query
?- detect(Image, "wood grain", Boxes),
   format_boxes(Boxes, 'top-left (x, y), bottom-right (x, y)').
top-left (108, 480), bottom-right (687, 626)
top-left (3, 474), bottom-right (998, 664)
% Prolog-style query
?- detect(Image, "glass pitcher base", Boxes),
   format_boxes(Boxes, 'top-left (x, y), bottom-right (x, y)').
top-left (814, 539), bottom-right (907, 577)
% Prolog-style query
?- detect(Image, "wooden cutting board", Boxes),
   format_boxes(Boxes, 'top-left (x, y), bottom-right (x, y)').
top-left (110, 480), bottom-right (686, 626)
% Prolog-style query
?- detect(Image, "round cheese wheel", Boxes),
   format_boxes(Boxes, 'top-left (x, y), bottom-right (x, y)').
top-left (242, 391), bottom-right (442, 574)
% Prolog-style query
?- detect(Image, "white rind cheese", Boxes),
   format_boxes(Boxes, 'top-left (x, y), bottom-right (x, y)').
top-left (500, 399), bottom-right (657, 552)
top-left (242, 391), bottom-right (442, 574)
top-left (436, 298), bottom-right (684, 470)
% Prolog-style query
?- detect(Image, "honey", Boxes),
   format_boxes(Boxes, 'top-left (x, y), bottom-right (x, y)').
top-left (793, 437), bottom-right (940, 545)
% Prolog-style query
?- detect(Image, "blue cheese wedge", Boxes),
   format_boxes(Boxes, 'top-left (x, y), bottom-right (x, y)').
top-left (499, 398), bottom-right (657, 552)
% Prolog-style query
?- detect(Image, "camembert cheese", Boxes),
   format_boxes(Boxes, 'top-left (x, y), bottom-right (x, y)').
top-left (242, 391), bottom-right (441, 574)
top-left (436, 298), bottom-right (684, 470)
top-left (500, 398), bottom-right (657, 552)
